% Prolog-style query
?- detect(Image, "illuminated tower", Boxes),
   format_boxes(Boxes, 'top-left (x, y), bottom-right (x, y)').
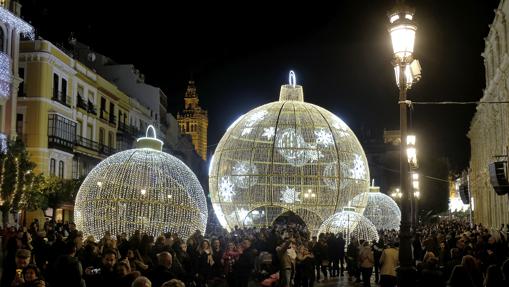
top-left (177, 81), bottom-right (208, 160)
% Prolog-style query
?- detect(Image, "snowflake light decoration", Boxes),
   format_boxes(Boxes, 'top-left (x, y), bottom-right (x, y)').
top-left (219, 177), bottom-right (235, 202)
top-left (351, 190), bottom-right (401, 231)
top-left (315, 128), bottom-right (334, 147)
top-left (232, 161), bottom-right (258, 188)
top-left (318, 208), bottom-right (379, 246)
top-left (209, 71), bottom-right (370, 233)
top-left (241, 128), bottom-right (253, 136)
top-left (262, 127), bottom-right (276, 140)
top-left (74, 126), bottom-right (207, 240)
top-left (280, 186), bottom-right (301, 204)
top-left (245, 110), bottom-right (267, 127)
top-left (351, 154), bottom-right (367, 180)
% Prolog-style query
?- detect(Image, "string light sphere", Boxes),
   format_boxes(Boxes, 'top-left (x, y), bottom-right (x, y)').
top-left (318, 207), bottom-right (379, 246)
top-left (74, 126), bottom-right (207, 241)
top-left (351, 187), bottom-right (401, 231)
top-left (209, 71), bottom-right (370, 233)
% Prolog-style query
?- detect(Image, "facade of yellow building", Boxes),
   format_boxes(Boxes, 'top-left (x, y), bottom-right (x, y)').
top-left (468, 0), bottom-right (509, 228)
top-left (177, 81), bottom-right (208, 160)
top-left (17, 39), bottom-right (152, 222)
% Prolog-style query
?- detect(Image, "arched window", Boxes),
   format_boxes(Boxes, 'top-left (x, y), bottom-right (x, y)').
top-left (50, 158), bottom-right (56, 176)
top-left (58, 160), bottom-right (64, 178)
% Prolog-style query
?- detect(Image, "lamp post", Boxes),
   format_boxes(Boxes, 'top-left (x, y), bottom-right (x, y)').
top-left (388, 3), bottom-right (421, 285)
top-left (412, 172), bottom-right (420, 227)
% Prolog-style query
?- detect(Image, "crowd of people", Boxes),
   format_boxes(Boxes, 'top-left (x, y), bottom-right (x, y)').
top-left (0, 218), bottom-right (508, 287)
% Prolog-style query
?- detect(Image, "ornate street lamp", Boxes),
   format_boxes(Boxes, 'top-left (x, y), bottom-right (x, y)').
top-left (388, 2), bottom-right (421, 285)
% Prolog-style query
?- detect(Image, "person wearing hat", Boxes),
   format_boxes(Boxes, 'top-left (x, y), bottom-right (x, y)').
top-left (0, 248), bottom-right (32, 287)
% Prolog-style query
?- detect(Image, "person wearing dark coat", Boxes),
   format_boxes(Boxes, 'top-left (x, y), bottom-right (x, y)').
top-left (147, 251), bottom-right (176, 287)
top-left (417, 256), bottom-right (445, 287)
top-left (51, 242), bottom-right (85, 287)
top-left (234, 239), bottom-right (256, 287)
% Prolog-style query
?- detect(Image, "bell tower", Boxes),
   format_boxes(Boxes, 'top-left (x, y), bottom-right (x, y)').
top-left (177, 81), bottom-right (208, 160)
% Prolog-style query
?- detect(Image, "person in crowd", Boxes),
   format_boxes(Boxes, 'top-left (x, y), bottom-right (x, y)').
top-left (372, 238), bottom-right (384, 283)
top-left (277, 239), bottom-right (296, 287)
top-left (379, 242), bottom-right (399, 287)
top-left (147, 251), bottom-right (176, 287)
top-left (337, 233), bottom-right (346, 277)
top-left (296, 245), bottom-right (315, 287)
top-left (51, 241), bottom-right (85, 287)
top-left (234, 238), bottom-right (256, 287)
top-left (346, 238), bottom-right (360, 282)
top-left (131, 276), bottom-right (152, 287)
top-left (21, 264), bottom-right (46, 287)
top-left (1, 248), bottom-right (32, 287)
top-left (483, 264), bottom-right (503, 287)
top-left (417, 253), bottom-right (445, 287)
top-left (358, 241), bottom-right (374, 287)
top-left (195, 239), bottom-right (215, 286)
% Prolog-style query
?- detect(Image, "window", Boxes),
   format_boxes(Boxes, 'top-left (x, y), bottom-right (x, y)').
top-left (50, 158), bottom-right (56, 176)
top-left (16, 114), bottom-right (23, 137)
top-left (53, 74), bottom-right (59, 99)
top-left (109, 102), bottom-right (115, 123)
top-left (87, 125), bottom-right (93, 139)
top-left (47, 114), bottom-right (77, 147)
top-left (108, 131), bottom-right (114, 148)
top-left (61, 78), bottom-right (67, 104)
top-left (76, 120), bottom-right (82, 137)
top-left (99, 128), bottom-right (105, 145)
top-left (58, 160), bottom-right (64, 178)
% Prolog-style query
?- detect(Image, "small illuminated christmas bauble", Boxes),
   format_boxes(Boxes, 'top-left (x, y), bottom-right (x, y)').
top-left (74, 126), bottom-right (207, 240)
top-left (209, 71), bottom-right (370, 233)
top-left (351, 186), bottom-right (401, 231)
top-left (318, 207), bottom-right (379, 245)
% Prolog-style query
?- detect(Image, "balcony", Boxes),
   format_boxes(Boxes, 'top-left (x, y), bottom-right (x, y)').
top-left (117, 122), bottom-right (140, 136)
top-left (48, 135), bottom-right (74, 153)
top-left (75, 135), bottom-right (115, 156)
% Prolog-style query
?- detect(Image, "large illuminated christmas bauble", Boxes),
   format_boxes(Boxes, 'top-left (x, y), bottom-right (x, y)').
top-left (318, 208), bottom-right (379, 246)
top-left (74, 127), bottom-right (207, 240)
top-left (351, 186), bottom-right (401, 231)
top-left (209, 72), bottom-right (370, 233)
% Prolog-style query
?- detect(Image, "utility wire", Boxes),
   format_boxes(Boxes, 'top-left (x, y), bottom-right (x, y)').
top-left (410, 101), bottom-right (509, 105)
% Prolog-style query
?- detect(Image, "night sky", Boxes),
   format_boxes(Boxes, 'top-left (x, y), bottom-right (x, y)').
top-left (18, 0), bottom-right (500, 211)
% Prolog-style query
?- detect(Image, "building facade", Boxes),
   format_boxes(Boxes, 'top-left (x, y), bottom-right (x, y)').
top-left (0, 1), bottom-right (33, 143)
top-left (17, 39), bottom-right (152, 221)
top-left (468, 0), bottom-right (509, 228)
top-left (177, 81), bottom-right (208, 160)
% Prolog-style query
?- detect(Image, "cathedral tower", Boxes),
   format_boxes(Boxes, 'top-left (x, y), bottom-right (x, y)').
top-left (177, 81), bottom-right (208, 160)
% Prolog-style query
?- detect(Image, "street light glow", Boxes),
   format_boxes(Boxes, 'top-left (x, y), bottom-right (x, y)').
top-left (389, 24), bottom-right (416, 59)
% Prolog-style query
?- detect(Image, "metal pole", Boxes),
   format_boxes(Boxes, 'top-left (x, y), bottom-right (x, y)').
top-left (398, 62), bottom-right (415, 285)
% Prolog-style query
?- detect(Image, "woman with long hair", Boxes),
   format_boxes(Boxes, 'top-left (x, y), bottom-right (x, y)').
top-left (196, 239), bottom-right (215, 287)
